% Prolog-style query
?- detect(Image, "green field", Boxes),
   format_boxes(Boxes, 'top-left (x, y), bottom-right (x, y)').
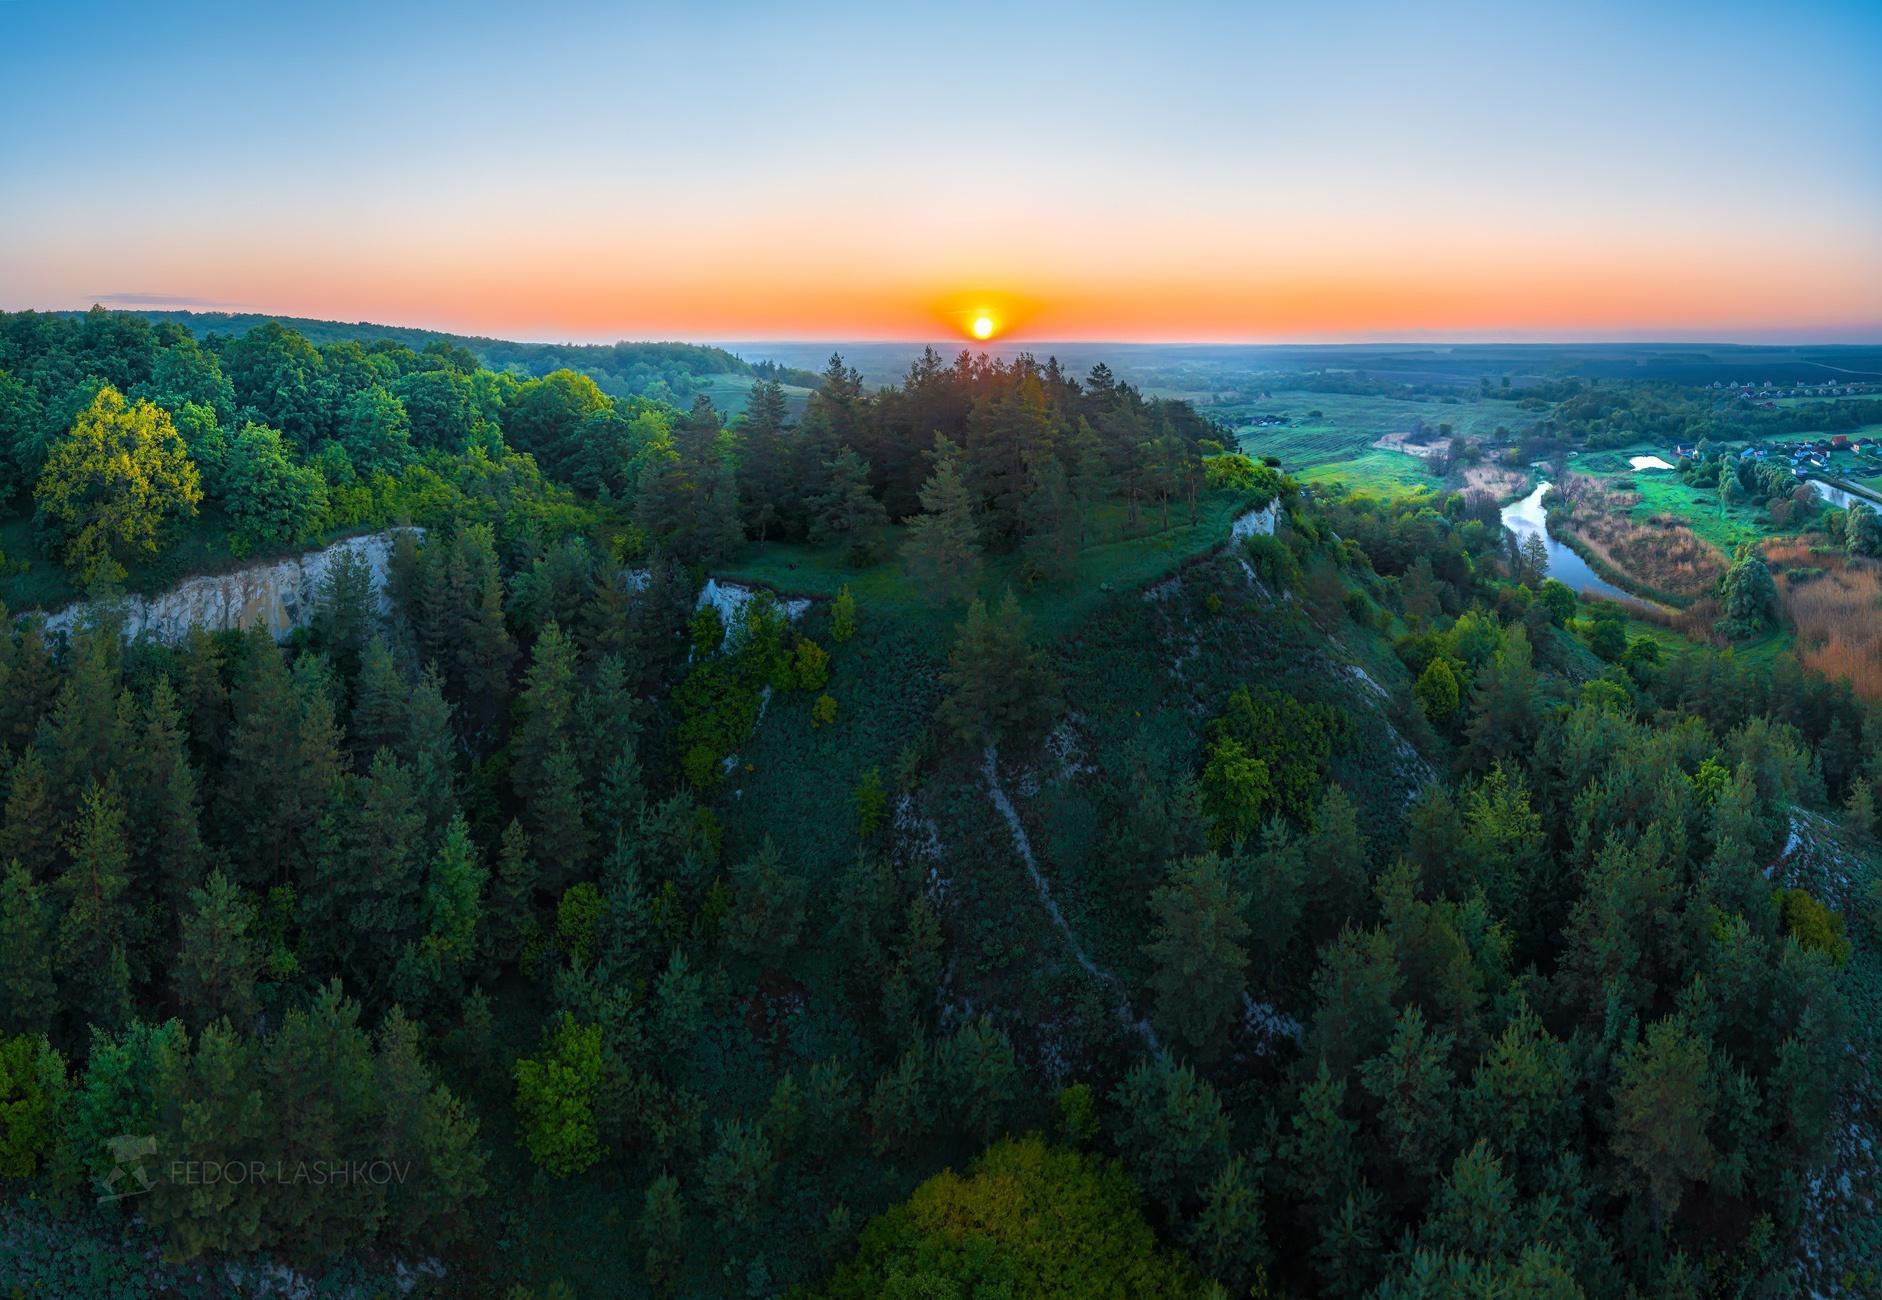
top-left (1212, 391), bottom-right (1549, 492)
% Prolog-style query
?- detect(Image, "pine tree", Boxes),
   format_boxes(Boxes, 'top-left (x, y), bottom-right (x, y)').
top-left (307, 749), bottom-right (425, 985)
top-left (725, 838), bottom-right (807, 962)
top-left (0, 745), bottom-right (58, 878)
top-left (490, 818), bottom-right (538, 964)
top-left (1842, 780), bottom-right (1876, 848)
top-left (420, 815), bottom-right (485, 969)
top-left (641, 1173), bottom-right (687, 1296)
top-left (374, 1007), bottom-right (488, 1248)
top-left (174, 870), bottom-right (262, 1030)
top-left (40, 622), bottom-right (123, 812)
top-left (735, 379), bottom-right (792, 542)
top-left (904, 436), bottom-right (982, 605)
top-left (1142, 855), bottom-right (1251, 1055)
top-left (144, 1020), bottom-right (266, 1257)
top-left (529, 742), bottom-right (592, 893)
top-left (513, 622), bottom-right (578, 800)
top-left (0, 862), bottom-right (56, 1033)
top-left (831, 585), bottom-right (857, 643)
top-left (1612, 1016), bottom-right (1716, 1221)
top-left (350, 636), bottom-right (408, 764)
top-left (221, 634), bottom-right (344, 887)
top-left (53, 778), bottom-right (134, 1032)
top-left (1066, 417), bottom-right (1113, 546)
top-left (124, 676), bottom-right (205, 921)
top-left (935, 592), bottom-right (1063, 750)
top-left (808, 447), bottom-right (888, 564)
top-left (311, 548), bottom-right (376, 683)
top-left (1110, 1054), bottom-right (1233, 1221)
top-left (1020, 448), bottom-right (1078, 583)
top-left (404, 664), bottom-right (458, 836)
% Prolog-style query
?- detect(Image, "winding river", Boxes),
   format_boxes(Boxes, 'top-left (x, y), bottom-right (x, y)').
top-left (1500, 481), bottom-right (1639, 604)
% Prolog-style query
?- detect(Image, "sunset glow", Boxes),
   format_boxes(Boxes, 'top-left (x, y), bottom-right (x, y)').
top-left (970, 314), bottom-right (997, 341)
top-left (1, 2), bottom-right (1877, 344)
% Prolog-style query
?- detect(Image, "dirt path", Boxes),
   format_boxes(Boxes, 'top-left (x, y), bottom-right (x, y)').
top-left (982, 745), bottom-right (1161, 1053)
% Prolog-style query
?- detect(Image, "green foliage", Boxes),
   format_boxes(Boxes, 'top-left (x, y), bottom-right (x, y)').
top-left (514, 1014), bottom-right (604, 1178)
top-left (0, 1033), bottom-right (67, 1179)
top-left (1143, 856), bottom-right (1251, 1053)
top-left (830, 583), bottom-right (857, 642)
top-left (1210, 683), bottom-right (1341, 825)
top-left (1780, 887), bottom-right (1851, 965)
top-left (816, 1137), bottom-right (1204, 1299)
top-left (1415, 656), bottom-right (1461, 720)
top-left (1716, 544), bottom-right (1780, 639)
top-left (936, 591), bottom-right (1063, 750)
top-left (34, 386), bottom-right (202, 582)
top-left (1199, 735), bottom-right (1271, 848)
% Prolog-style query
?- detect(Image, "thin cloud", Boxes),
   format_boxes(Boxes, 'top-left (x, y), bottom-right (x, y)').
top-left (90, 292), bottom-right (243, 308)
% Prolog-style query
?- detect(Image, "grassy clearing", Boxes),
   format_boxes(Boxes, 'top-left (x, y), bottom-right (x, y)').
top-left (717, 492), bottom-right (1254, 644)
top-left (1218, 392), bottom-right (1551, 494)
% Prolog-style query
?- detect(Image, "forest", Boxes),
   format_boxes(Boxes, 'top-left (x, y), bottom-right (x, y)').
top-left (0, 309), bottom-right (1877, 1297)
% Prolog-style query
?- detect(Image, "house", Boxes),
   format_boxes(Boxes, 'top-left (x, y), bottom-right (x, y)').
top-left (1832, 434), bottom-right (1851, 449)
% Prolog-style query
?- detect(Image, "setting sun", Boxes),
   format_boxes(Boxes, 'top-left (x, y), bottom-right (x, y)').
top-left (970, 313), bottom-right (996, 340)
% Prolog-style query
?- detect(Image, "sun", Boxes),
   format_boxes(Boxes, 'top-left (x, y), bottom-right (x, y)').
top-left (970, 313), bottom-right (996, 340)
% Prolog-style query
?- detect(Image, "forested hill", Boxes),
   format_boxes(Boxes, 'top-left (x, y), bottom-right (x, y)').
top-left (0, 307), bottom-right (1878, 1298)
top-left (55, 307), bottom-right (825, 406)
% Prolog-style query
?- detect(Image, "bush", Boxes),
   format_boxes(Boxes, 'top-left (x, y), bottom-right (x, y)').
top-left (811, 694), bottom-right (838, 729)
top-left (816, 1137), bottom-right (1204, 1299)
top-left (1781, 888), bottom-right (1851, 966)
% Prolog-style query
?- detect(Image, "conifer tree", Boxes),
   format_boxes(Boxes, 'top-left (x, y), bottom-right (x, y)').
top-left (725, 838), bottom-right (807, 962)
top-left (935, 592), bottom-right (1062, 749)
top-left (904, 436), bottom-right (982, 605)
top-left (0, 745), bottom-right (58, 878)
top-left (349, 636), bottom-right (408, 764)
top-left (174, 870), bottom-right (263, 1030)
top-left (124, 676), bottom-right (205, 921)
top-left (54, 778), bottom-right (134, 1031)
top-left (0, 862), bottom-right (56, 1033)
top-left (808, 447), bottom-right (888, 563)
top-left (1142, 855), bottom-right (1252, 1055)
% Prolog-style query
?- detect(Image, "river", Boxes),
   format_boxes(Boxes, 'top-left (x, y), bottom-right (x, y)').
top-left (1500, 481), bottom-right (1642, 604)
top-left (1804, 477), bottom-right (1880, 512)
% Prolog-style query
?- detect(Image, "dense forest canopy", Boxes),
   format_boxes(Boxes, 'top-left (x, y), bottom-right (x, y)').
top-left (0, 309), bottom-right (1877, 1297)
top-left (54, 307), bottom-right (825, 406)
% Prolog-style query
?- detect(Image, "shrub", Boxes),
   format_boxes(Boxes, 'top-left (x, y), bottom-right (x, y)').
top-left (816, 1137), bottom-right (1203, 1299)
top-left (811, 694), bottom-right (838, 729)
top-left (831, 584), bottom-right (857, 642)
top-left (1781, 888), bottom-right (1850, 965)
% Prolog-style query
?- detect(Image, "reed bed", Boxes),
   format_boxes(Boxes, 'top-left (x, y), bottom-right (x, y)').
top-left (1556, 478), bottom-right (1725, 600)
top-left (1765, 539), bottom-right (1882, 698)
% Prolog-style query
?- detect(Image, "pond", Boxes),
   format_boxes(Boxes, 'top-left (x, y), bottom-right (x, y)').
top-left (1500, 482), bottom-right (1642, 605)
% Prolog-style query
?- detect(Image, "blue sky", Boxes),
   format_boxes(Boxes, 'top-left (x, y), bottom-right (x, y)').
top-left (2, 0), bottom-right (1878, 341)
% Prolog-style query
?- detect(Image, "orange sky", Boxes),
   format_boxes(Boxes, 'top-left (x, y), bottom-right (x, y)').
top-left (4, 2), bottom-right (1879, 344)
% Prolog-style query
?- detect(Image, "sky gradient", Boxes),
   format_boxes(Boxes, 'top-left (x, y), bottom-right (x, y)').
top-left (3, 0), bottom-right (1879, 344)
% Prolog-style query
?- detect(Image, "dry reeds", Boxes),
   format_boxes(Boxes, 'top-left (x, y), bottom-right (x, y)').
top-left (1765, 539), bottom-right (1882, 699)
top-left (1556, 478), bottom-right (1725, 600)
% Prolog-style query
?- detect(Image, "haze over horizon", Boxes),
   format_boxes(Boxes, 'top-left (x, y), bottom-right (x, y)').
top-left (4, 0), bottom-right (1880, 345)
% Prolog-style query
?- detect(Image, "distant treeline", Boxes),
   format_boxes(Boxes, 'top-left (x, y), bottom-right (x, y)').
top-left (57, 309), bottom-right (825, 403)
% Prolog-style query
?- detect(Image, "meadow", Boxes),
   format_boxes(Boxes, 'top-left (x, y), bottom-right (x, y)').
top-left (1216, 391), bottom-right (1548, 493)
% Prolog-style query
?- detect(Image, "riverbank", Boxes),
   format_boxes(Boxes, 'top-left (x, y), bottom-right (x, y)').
top-left (1546, 520), bottom-right (1691, 612)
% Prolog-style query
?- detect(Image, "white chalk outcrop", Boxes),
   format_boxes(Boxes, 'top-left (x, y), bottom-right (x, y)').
top-left (34, 531), bottom-right (411, 644)
top-left (1231, 500), bottom-right (1278, 540)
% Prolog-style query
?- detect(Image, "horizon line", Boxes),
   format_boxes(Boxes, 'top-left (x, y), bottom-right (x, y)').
top-left (20, 303), bottom-right (1882, 351)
